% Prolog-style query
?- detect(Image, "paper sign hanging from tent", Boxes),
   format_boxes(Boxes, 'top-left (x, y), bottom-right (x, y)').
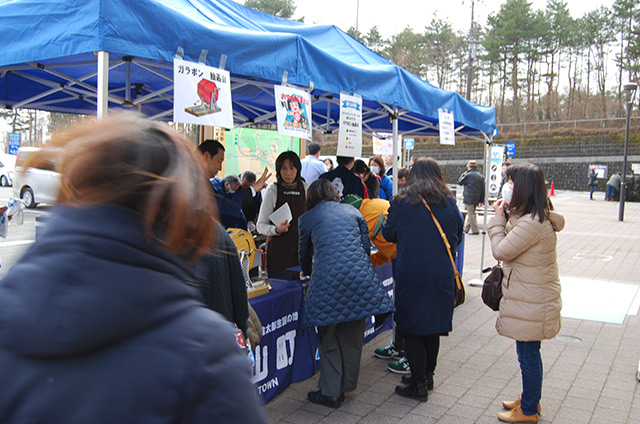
top-left (373, 134), bottom-right (393, 155)
top-left (173, 58), bottom-right (233, 129)
top-left (438, 109), bottom-right (455, 145)
top-left (274, 85), bottom-right (312, 140)
top-left (337, 92), bottom-right (363, 156)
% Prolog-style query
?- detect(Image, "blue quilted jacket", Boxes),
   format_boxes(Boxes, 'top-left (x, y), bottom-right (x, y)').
top-left (298, 201), bottom-right (394, 328)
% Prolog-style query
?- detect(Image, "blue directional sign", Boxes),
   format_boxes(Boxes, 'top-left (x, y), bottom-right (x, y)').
top-left (404, 138), bottom-right (414, 150)
top-left (8, 133), bottom-right (20, 155)
top-left (505, 142), bottom-right (516, 158)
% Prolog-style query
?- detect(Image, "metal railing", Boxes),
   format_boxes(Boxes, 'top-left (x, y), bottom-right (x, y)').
top-left (497, 116), bottom-right (640, 134)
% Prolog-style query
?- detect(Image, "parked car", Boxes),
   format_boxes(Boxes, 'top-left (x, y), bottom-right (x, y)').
top-left (0, 154), bottom-right (16, 187)
top-left (12, 147), bottom-right (60, 208)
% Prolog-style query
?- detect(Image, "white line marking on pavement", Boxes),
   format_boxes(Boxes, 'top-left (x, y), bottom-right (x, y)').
top-left (0, 240), bottom-right (34, 247)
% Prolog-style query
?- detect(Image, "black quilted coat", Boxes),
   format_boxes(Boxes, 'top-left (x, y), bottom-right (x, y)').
top-left (298, 201), bottom-right (394, 329)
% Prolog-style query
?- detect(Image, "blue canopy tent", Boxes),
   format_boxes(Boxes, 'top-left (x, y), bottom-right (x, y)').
top-left (0, 0), bottom-right (495, 137)
top-left (0, 0), bottom-right (498, 314)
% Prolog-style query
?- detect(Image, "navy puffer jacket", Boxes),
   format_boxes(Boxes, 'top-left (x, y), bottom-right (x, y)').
top-left (298, 201), bottom-right (394, 328)
top-left (0, 205), bottom-right (266, 424)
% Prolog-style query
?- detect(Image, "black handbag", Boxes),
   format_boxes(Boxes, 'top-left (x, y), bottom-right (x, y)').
top-left (482, 265), bottom-right (503, 311)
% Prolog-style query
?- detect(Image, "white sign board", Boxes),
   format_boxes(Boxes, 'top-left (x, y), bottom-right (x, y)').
top-left (274, 85), bottom-right (312, 140)
top-left (337, 92), bottom-right (363, 156)
top-left (489, 145), bottom-right (504, 197)
top-left (373, 133), bottom-right (393, 156)
top-left (173, 58), bottom-right (233, 128)
top-left (438, 109), bottom-right (455, 145)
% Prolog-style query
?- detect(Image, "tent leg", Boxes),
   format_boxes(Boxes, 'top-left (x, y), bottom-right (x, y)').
top-left (392, 106), bottom-right (398, 195)
top-left (97, 51), bottom-right (109, 119)
top-left (469, 139), bottom-right (492, 287)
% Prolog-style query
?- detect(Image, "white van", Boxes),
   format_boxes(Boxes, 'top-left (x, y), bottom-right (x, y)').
top-left (0, 154), bottom-right (16, 186)
top-left (12, 147), bottom-right (60, 208)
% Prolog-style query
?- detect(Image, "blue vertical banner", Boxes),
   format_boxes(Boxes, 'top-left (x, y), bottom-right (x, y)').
top-left (8, 133), bottom-right (20, 155)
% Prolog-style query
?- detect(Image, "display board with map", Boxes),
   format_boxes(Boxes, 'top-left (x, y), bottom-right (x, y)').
top-left (224, 128), bottom-right (301, 180)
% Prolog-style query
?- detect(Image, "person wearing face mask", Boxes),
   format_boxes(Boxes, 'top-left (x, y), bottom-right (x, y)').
top-left (211, 174), bottom-right (248, 230)
top-left (498, 163), bottom-right (510, 199)
top-left (488, 163), bottom-right (564, 423)
top-left (369, 156), bottom-right (393, 200)
top-left (257, 151), bottom-right (308, 272)
top-left (353, 159), bottom-right (378, 199)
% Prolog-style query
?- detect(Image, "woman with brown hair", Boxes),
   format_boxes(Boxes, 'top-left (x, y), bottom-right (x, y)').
top-left (488, 163), bottom-right (564, 423)
top-left (299, 179), bottom-right (394, 408)
top-left (0, 114), bottom-right (266, 424)
top-left (369, 155), bottom-right (393, 200)
top-left (257, 150), bottom-right (308, 272)
top-left (382, 157), bottom-right (463, 402)
top-left (354, 159), bottom-right (380, 199)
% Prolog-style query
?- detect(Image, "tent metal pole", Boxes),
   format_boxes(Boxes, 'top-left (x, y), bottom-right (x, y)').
top-left (392, 106), bottom-right (399, 195)
top-left (479, 138), bottom-right (491, 278)
top-left (97, 51), bottom-right (109, 119)
top-left (469, 136), bottom-right (492, 287)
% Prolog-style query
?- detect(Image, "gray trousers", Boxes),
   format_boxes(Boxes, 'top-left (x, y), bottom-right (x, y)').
top-left (317, 318), bottom-right (366, 397)
top-left (464, 203), bottom-right (479, 233)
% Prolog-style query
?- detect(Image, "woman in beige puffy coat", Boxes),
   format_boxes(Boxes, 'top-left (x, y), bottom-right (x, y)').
top-left (487, 163), bottom-right (564, 424)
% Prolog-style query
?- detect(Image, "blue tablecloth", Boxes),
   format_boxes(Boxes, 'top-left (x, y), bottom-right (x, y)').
top-left (249, 263), bottom-right (394, 403)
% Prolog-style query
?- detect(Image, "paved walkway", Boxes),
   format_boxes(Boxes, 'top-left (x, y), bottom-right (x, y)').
top-left (265, 191), bottom-right (640, 424)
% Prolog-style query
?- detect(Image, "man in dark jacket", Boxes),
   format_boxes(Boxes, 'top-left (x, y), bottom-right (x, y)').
top-left (211, 174), bottom-right (248, 230)
top-left (195, 140), bottom-right (250, 336)
top-left (240, 169), bottom-right (262, 227)
top-left (319, 156), bottom-right (366, 199)
top-left (458, 160), bottom-right (485, 234)
top-left (197, 139), bottom-right (270, 229)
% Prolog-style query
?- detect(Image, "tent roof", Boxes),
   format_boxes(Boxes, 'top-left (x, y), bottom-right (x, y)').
top-left (0, 0), bottom-right (496, 137)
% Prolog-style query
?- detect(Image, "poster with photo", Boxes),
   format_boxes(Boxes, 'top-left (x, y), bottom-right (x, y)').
top-left (337, 92), bottom-right (362, 156)
top-left (173, 58), bottom-right (233, 128)
top-left (274, 85), bottom-right (312, 140)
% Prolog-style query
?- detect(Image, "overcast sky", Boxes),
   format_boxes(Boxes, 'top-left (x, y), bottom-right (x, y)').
top-left (294, 0), bottom-right (616, 37)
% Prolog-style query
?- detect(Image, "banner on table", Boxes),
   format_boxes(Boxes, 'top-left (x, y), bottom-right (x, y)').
top-left (274, 85), bottom-right (312, 140)
top-left (173, 58), bottom-right (233, 128)
top-left (438, 109), bottom-right (455, 145)
top-left (337, 92), bottom-right (362, 157)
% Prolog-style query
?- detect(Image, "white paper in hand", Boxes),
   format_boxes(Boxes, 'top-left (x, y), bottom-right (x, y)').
top-left (269, 202), bottom-right (293, 226)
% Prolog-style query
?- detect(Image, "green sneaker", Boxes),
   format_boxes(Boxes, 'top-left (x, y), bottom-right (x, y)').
top-left (374, 342), bottom-right (405, 359)
top-left (388, 357), bottom-right (411, 374)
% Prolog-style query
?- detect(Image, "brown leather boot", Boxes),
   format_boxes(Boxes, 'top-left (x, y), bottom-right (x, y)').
top-left (498, 405), bottom-right (539, 423)
top-left (502, 396), bottom-right (541, 414)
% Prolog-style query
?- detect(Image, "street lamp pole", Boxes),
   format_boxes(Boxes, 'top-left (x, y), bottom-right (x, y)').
top-left (619, 82), bottom-right (638, 222)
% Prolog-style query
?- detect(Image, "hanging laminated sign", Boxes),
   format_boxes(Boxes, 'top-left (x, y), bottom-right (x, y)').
top-left (337, 92), bottom-right (362, 156)
top-left (274, 85), bottom-right (312, 140)
top-left (173, 58), bottom-right (233, 129)
top-left (489, 145), bottom-right (505, 197)
top-left (372, 133), bottom-right (393, 156)
top-left (438, 109), bottom-right (455, 145)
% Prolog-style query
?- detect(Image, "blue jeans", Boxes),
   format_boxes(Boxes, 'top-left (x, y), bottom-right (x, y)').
top-left (590, 185), bottom-right (596, 199)
top-left (606, 185), bottom-right (617, 200)
top-left (516, 341), bottom-right (542, 416)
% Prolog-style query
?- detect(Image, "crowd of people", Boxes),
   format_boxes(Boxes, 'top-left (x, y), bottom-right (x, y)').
top-left (0, 115), bottom-right (562, 424)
